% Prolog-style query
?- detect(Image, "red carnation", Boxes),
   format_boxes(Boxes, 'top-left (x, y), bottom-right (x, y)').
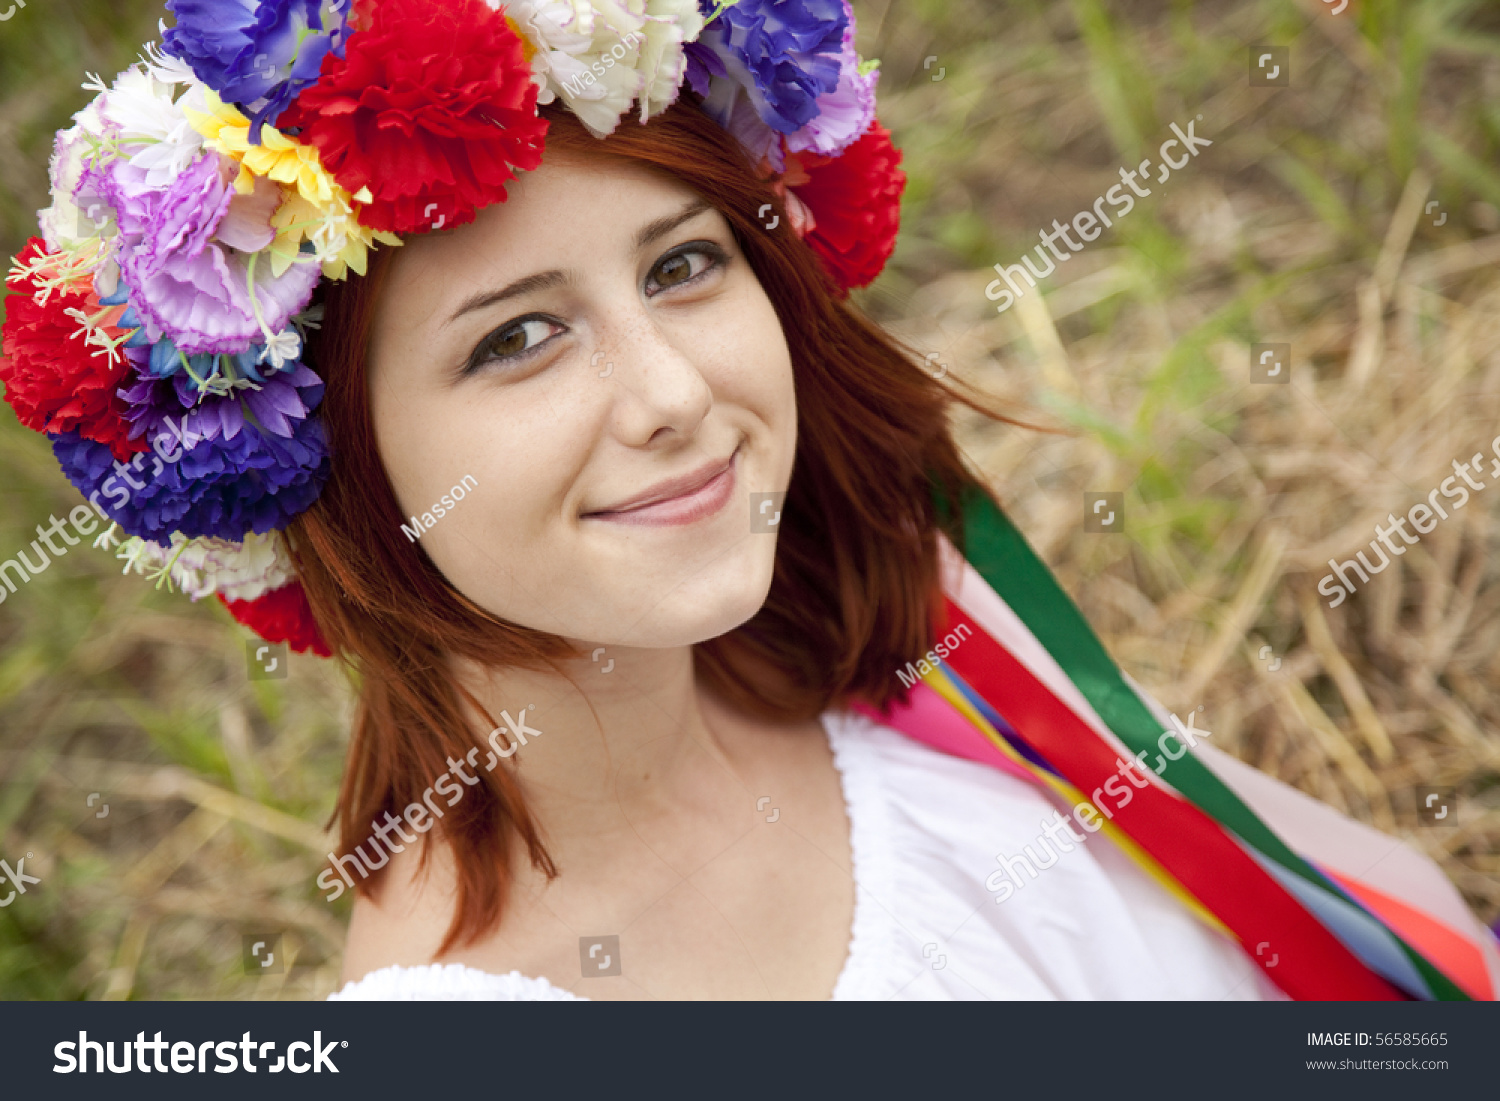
top-left (1, 237), bottom-right (148, 462)
top-left (788, 122), bottom-right (906, 294)
top-left (278, 0), bottom-right (548, 235)
top-left (219, 579), bottom-right (333, 658)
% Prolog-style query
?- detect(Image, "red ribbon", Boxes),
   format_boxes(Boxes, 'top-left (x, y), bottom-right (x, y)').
top-left (939, 598), bottom-right (1402, 1001)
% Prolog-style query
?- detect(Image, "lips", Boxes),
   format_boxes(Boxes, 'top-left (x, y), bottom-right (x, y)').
top-left (583, 448), bottom-right (739, 527)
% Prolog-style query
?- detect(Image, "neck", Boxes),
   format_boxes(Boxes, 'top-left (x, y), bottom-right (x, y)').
top-left (452, 643), bottom-right (732, 837)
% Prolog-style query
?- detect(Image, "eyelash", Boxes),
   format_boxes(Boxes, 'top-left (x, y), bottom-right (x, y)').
top-left (461, 241), bottom-right (729, 375)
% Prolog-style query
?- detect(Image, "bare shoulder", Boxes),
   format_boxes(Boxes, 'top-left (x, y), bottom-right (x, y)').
top-left (339, 833), bottom-right (459, 986)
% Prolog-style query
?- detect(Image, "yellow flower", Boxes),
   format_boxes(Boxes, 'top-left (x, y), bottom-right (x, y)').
top-left (182, 87), bottom-right (401, 280)
top-left (269, 187), bottom-right (403, 281)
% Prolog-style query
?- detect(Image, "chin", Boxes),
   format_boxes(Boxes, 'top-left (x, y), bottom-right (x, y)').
top-left (592, 540), bottom-right (778, 649)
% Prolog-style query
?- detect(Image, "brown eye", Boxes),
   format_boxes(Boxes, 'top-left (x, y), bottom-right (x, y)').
top-left (654, 253), bottom-right (694, 287)
top-left (484, 318), bottom-right (556, 359)
top-left (463, 316), bottom-right (565, 376)
top-left (645, 245), bottom-right (722, 296)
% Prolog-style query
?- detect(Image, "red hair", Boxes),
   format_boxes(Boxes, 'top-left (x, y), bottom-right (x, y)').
top-left (290, 98), bottom-right (1025, 954)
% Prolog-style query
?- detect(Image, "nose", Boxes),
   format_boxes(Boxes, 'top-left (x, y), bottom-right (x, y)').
top-left (599, 307), bottom-right (714, 449)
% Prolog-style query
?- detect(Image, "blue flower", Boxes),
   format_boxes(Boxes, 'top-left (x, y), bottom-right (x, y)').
top-left (129, 332), bottom-right (273, 385)
top-left (52, 359), bottom-right (331, 542)
top-left (162, 0), bottom-right (351, 142)
top-left (685, 0), bottom-right (848, 135)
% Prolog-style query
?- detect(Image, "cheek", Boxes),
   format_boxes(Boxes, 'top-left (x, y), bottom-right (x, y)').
top-left (369, 365), bottom-right (595, 575)
top-left (705, 285), bottom-right (796, 430)
top-left (741, 304), bottom-right (798, 475)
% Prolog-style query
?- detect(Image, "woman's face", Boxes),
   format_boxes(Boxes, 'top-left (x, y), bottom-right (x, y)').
top-left (366, 155), bottom-right (797, 649)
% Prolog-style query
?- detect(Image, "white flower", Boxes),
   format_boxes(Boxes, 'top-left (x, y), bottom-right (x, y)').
top-left (38, 42), bottom-right (240, 303)
top-left (92, 254), bottom-right (121, 299)
top-left (635, 0), bottom-right (703, 122)
top-left (101, 66), bottom-right (207, 188)
top-left (39, 39), bottom-right (210, 265)
top-left (37, 101), bottom-right (112, 254)
top-left (503, 0), bottom-right (704, 137)
top-left (258, 328), bottom-right (303, 371)
top-left (70, 39), bottom-right (206, 189)
top-left (115, 531), bottom-right (295, 604)
top-left (142, 32), bottom-right (196, 86)
top-left (116, 537), bottom-right (158, 578)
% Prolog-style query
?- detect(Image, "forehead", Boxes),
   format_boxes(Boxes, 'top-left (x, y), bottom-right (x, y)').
top-left (380, 155), bottom-right (702, 299)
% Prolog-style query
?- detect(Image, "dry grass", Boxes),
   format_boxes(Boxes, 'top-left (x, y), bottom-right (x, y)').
top-left (868, 0), bottom-right (1500, 922)
top-left (0, 0), bottom-right (1497, 999)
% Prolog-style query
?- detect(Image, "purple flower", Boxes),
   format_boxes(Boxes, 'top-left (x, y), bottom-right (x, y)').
top-left (90, 150), bottom-right (320, 355)
top-left (162, 0), bottom-right (350, 143)
top-left (784, 6), bottom-right (877, 159)
top-left (117, 341), bottom-right (322, 449)
top-left (52, 360), bottom-right (331, 542)
top-left (686, 0), bottom-right (847, 136)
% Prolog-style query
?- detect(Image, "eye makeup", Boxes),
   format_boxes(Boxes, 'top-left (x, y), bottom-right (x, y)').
top-left (457, 239), bottom-right (731, 378)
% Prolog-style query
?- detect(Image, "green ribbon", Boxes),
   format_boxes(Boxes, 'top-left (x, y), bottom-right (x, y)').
top-left (940, 481), bottom-right (1466, 1000)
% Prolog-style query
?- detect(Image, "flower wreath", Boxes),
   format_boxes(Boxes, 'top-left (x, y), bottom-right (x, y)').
top-left (0, 0), bottom-right (905, 657)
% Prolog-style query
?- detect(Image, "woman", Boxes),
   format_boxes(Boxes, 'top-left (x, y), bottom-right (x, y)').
top-left (307, 102), bottom-right (1289, 1001)
top-left (4, 0), bottom-right (1493, 1000)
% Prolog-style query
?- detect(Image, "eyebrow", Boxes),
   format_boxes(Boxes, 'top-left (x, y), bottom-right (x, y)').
top-left (635, 198), bottom-right (713, 250)
top-left (440, 198), bottom-right (716, 330)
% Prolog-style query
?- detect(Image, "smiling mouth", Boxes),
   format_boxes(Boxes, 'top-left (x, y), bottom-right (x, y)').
top-left (583, 447), bottom-right (740, 527)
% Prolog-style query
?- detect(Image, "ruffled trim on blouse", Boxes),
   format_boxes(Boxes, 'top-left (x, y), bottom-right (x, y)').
top-left (824, 709), bottom-right (906, 1000)
top-left (328, 962), bottom-right (582, 1001)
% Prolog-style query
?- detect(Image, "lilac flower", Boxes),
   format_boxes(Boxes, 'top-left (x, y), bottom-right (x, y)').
top-left (52, 359), bottom-right (331, 542)
top-left (685, 0), bottom-right (847, 136)
top-left (722, 92), bottom-right (786, 172)
top-left (783, 7), bottom-right (877, 159)
top-left (89, 149), bottom-right (321, 355)
top-left (162, 0), bottom-right (350, 143)
top-left (38, 102), bottom-right (114, 252)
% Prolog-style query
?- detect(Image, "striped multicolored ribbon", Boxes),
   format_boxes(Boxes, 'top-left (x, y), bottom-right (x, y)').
top-left (858, 484), bottom-right (1492, 1000)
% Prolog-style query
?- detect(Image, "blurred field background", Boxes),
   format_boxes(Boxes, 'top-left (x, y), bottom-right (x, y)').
top-left (1, 0), bottom-right (1497, 999)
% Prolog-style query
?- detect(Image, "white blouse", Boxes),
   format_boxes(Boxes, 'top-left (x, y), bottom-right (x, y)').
top-left (329, 709), bottom-right (1285, 1001)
